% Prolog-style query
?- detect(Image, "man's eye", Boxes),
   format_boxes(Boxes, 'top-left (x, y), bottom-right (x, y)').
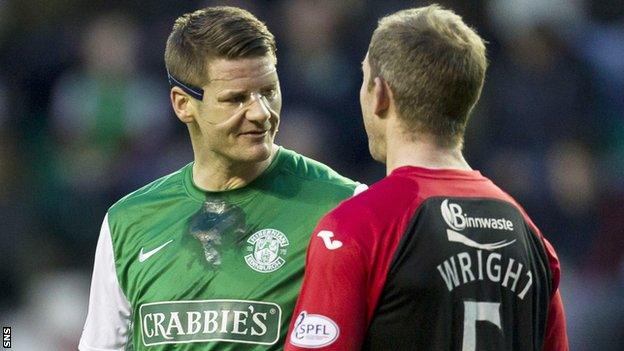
top-left (262, 89), bottom-right (277, 99)
top-left (227, 95), bottom-right (246, 104)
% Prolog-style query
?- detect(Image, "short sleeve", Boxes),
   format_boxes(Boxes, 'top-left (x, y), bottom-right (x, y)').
top-left (541, 238), bottom-right (569, 351)
top-left (79, 214), bottom-right (132, 351)
top-left (285, 213), bottom-right (370, 350)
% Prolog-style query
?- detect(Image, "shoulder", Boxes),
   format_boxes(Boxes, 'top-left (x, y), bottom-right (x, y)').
top-left (319, 174), bottom-right (419, 234)
top-left (108, 164), bottom-right (189, 222)
top-left (276, 147), bottom-right (362, 196)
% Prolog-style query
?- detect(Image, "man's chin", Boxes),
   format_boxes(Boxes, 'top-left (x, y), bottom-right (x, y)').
top-left (369, 145), bottom-right (386, 164)
top-left (239, 143), bottom-right (274, 163)
top-left (371, 154), bottom-right (386, 164)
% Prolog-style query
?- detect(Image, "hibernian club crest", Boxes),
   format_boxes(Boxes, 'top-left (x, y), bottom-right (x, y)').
top-left (245, 229), bottom-right (289, 273)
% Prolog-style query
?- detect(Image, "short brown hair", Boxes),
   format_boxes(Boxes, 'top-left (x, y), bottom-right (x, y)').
top-left (368, 4), bottom-right (487, 146)
top-left (165, 6), bottom-right (276, 87)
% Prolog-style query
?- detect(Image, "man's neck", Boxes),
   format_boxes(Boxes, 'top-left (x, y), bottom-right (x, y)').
top-left (192, 145), bottom-right (278, 192)
top-left (385, 132), bottom-right (471, 175)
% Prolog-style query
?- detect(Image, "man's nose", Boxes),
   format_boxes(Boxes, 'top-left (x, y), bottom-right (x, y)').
top-left (245, 93), bottom-right (271, 122)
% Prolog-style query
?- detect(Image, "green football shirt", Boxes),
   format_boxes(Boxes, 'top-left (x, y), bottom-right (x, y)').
top-left (79, 147), bottom-right (363, 350)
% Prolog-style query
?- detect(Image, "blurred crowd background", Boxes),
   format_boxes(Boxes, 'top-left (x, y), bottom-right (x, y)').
top-left (1, 0), bottom-right (622, 349)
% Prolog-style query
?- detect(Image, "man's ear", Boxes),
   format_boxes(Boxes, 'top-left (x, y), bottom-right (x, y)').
top-left (170, 87), bottom-right (197, 124)
top-left (373, 77), bottom-right (390, 117)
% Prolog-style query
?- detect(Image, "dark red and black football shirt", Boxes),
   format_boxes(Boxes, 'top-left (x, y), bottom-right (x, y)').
top-left (285, 166), bottom-right (568, 350)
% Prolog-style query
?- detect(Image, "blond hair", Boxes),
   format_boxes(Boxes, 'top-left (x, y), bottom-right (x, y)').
top-left (165, 6), bottom-right (276, 87)
top-left (368, 4), bottom-right (487, 146)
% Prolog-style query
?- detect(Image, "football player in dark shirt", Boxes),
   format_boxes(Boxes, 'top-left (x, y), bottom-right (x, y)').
top-left (285, 4), bottom-right (568, 351)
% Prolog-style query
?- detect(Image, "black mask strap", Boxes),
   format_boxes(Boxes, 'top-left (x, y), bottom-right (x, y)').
top-left (167, 70), bottom-right (204, 100)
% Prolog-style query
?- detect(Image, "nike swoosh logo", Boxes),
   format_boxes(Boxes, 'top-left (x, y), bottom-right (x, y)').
top-left (317, 230), bottom-right (343, 250)
top-left (447, 229), bottom-right (516, 251)
top-left (138, 239), bottom-right (174, 262)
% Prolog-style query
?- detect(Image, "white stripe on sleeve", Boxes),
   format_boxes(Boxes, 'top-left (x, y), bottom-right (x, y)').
top-left (79, 213), bottom-right (132, 351)
top-left (353, 183), bottom-right (369, 196)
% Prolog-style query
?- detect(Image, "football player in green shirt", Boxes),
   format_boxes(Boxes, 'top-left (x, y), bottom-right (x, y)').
top-left (79, 6), bottom-right (364, 351)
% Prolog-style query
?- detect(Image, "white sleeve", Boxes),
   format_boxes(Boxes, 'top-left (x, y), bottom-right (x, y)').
top-left (79, 214), bottom-right (132, 351)
top-left (353, 183), bottom-right (368, 196)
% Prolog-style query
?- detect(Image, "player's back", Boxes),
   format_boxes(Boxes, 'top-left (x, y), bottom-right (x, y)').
top-left (357, 166), bottom-right (560, 350)
top-left (286, 166), bottom-right (567, 350)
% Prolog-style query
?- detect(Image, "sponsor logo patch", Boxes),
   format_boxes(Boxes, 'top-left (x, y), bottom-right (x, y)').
top-left (441, 199), bottom-right (516, 250)
top-left (139, 299), bottom-right (281, 346)
top-left (290, 311), bottom-right (339, 348)
top-left (244, 229), bottom-right (289, 273)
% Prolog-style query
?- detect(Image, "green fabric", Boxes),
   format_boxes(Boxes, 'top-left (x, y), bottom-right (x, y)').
top-left (107, 147), bottom-right (358, 350)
